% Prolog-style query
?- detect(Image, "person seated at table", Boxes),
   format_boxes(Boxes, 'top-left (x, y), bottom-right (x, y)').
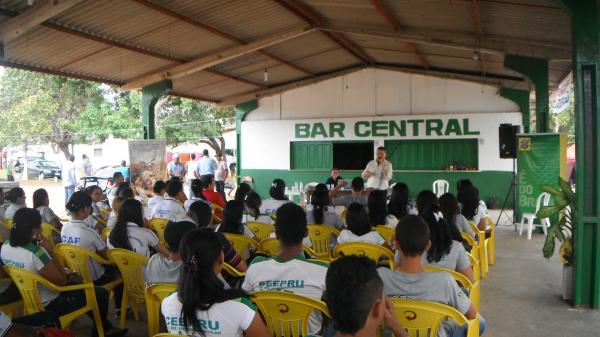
top-left (325, 168), bottom-right (347, 191)
top-left (387, 183), bottom-right (417, 228)
top-left (216, 200), bottom-right (256, 241)
top-left (1, 208), bottom-right (127, 337)
top-left (307, 184), bottom-right (344, 230)
top-left (337, 203), bottom-right (386, 246)
top-left (242, 191), bottom-right (274, 225)
top-left (151, 179), bottom-right (187, 222)
top-left (439, 193), bottom-right (476, 242)
top-left (457, 180), bottom-right (488, 233)
top-left (368, 190), bottom-right (393, 227)
top-left (147, 180), bottom-right (167, 213)
top-left (108, 199), bottom-right (169, 258)
top-left (32, 188), bottom-right (63, 231)
top-left (145, 220), bottom-right (196, 285)
top-left (331, 177), bottom-right (368, 209)
top-left (259, 179), bottom-right (290, 216)
top-left (183, 179), bottom-right (209, 212)
top-left (242, 203), bottom-right (328, 336)
top-left (161, 229), bottom-right (269, 337)
top-left (378, 215), bottom-right (484, 337)
top-left (325, 255), bottom-right (408, 337)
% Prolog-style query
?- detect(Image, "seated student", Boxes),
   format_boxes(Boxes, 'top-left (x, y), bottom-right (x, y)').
top-left (378, 215), bottom-right (485, 337)
top-left (368, 190), bottom-right (393, 227)
top-left (242, 191), bottom-right (274, 225)
top-left (147, 180), bottom-right (167, 213)
top-left (242, 203), bottom-right (328, 335)
top-left (0, 245), bottom-right (22, 309)
top-left (201, 175), bottom-right (225, 219)
top-left (234, 182), bottom-right (252, 203)
top-left (107, 197), bottom-right (125, 228)
top-left (216, 200), bottom-right (256, 240)
top-left (161, 229), bottom-right (269, 337)
top-left (4, 188), bottom-right (26, 220)
top-left (307, 184), bottom-right (344, 230)
top-left (107, 172), bottom-right (125, 205)
top-left (331, 177), bottom-right (368, 209)
top-left (1, 208), bottom-right (127, 337)
top-left (62, 192), bottom-right (124, 313)
top-left (474, 188), bottom-right (489, 217)
top-left (337, 203), bottom-right (386, 246)
top-left (85, 185), bottom-right (109, 231)
top-left (108, 199), bottom-right (169, 258)
top-left (457, 180), bottom-right (488, 232)
top-left (151, 179), bottom-right (187, 222)
top-left (188, 201), bottom-right (247, 272)
top-left (183, 179), bottom-right (209, 212)
top-left (439, 193), bottom-right (476, 241)
top-left (387, 183), bottom-right (417, 228)
top-left (325, 168), bottom-right (347, 191)
top-left (145, 221), bottom-right (196, 285)
top-left (325, 255), bottom-right (408, 337)
top-left (259, 179), bottom-right (290, 215)
top-left (32, 189), bottom-right (62, 230)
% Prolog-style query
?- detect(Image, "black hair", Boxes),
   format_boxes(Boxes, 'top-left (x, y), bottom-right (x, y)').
top-left (388, 183), bottom-right (409, 219)
top-left (190, 179), bottom-right (206, 199)
top-left (457, 180), bottom-right (479, 220)
top-left (202, 149), bottom-right (209, 156)
top-left (164, 221), bottom-right (196, 253)
top-left (178, 229), bottom-right (248, 336)
top-left (120, 160), bottom-right (126, 166)
top-left (217, 200), bottom-right (244, 235)
top-left (310, 184), bottom-right (330, 225)
top-left (112, 171), bottom-right (124, 181)
top-left (346, 203), bottom-right (372, 237)
top-left (167, 179), bottom-right (183, 198)
top-left (32, 188), bottom-right (49, 209)
top-left (66, 191), bottom-right (93, 214)
top-left (275, 203), bottom-right (307, 247)
top-left (269, 179), bottom-right (286, 200)
top-left (234, 183), bottom-right (251, 202)
top-left (244, 191), bottom-right (262, 219)
top-left (188, 201), bottom-right (213, 228)
top-left (351, 177), bottom-right (364, 192)
top-left (85, 185), bottom-right (102, 196)
top-left (376, 146), bottom-right (386, 153)
top-left (9, 208), bottom-right (41, 247)
top-left (200, 174), bottom-right (214, 189)
top-left (395, 215), bottom-right (430, 257)
top-left (325, 255), bottom-right (383, 334)
top-left (191, 153), bottom-right (196, 160)
top-left (416, 190), bottom-right (438, 215)
top-left (118, 187), bottom-right (135, 200)
top-left (6, 187), bottom-right (25, 203)
top-left (422, 209), bottom-right (453, 263)
top-left (367, 190), bottom-right (387, 226)
top-left (115, 182), bottom-right (131, 197)
top-left (153, 180), bottom-right (167, 194)
top-left (438, 193), bottom-right (466, 244)
top-left (109, 199), bottom-right (144, 251)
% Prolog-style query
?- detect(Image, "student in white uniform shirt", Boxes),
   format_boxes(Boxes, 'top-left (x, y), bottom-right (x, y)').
top-left (242, 191), bottom-right (274, 225)
top-left (259, 179), bottom-right (290, 215)
top-left (161, 229), bottom-right (269, 337)
top-left (216, 200), bottom-right (257, 241)
top-left (1, 208), bottom-right (127, 337)
top-left (242, 203), bottom-right (328, 335)
top-left (32, 189), bottom-right (63, 231)
top-left (145, 220), bottom-right (196, 285)
top-left (62, 192), bottom-right (125, 312)
top-left (106, 197), bottom-right (125, 228)
top-left (151, 179), bottom-right (187, 222)
top-left (337, 203), bottom-right (386, 246)
top-left (362, 146), bottom-right (393, 190)
top-left (108, 199), bottom-right (168, 258)
top-left (85, 186), bottom-right (109, 234)
top-left (4, 188), bottom-right (26, 221)
top-left (107, 172), bottom-right (125, 206)
top-left (306, 184), bottom-right (344, 230)
top-left (183, 179), bottom-right (210, 212)
top-left (147, 180), bottom-right (167, 215)
top-left (387, 183), bottom-right (417, 228)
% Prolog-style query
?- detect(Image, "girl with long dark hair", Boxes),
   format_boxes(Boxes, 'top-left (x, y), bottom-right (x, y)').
top-left (259, 179), bottom-right (290, 215)
top-left (33, 188), bottom-right (62, 230)
top-left (242, 191), bottom-right (274, 225)
top-left (216, 200), bottom-right (256, 240)
top-left (387, 182), bottom-right (416, 227)
top-left (367, 190), bottom-right (388, 227)
top-left (439, 193), bottom-right (476, 241)
top-left (307, 184), bottom-right (343, 229)
top-left (457, 180), bottom-right (488, 231)
top-left (337, 203), bottom-right (385, 246)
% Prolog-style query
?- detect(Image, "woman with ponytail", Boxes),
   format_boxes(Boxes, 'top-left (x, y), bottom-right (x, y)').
top-left (242, 191), bottom-right (274, 225)
top-left (161, 229), bottom-right (268, 337)
top-left (259, 179), bottom-right (290, 216)
top-left (306, 184), bottom-right (343, 229)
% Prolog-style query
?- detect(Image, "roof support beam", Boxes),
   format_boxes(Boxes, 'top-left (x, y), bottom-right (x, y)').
top-left (131, 0), bottom-right (315, 76)
top-left (368, 0), bottom-right (429, 69)
top-left (471, 0), bottom-right (486, 76)
top-left (122, 26), bottom-right (315, 90)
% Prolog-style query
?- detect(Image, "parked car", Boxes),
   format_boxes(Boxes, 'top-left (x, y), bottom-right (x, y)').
top-left (79, 165), bottom-right (119, 192)
top-left (27, 160), bottom-right (62, 179)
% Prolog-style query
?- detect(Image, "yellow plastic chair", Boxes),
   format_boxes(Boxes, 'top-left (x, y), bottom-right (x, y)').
top-left (108, 248), bottom-right (149, 328)
top-left (2, 219), bottom-right (12, 230)
top-left (467, 252), bottom-right (480, 281)
top-left (0, 278), bottom-right (21, 317)
top-left (485, 216), bottom-right (496, 266)
top-left (251, 291), bottom-right (331, 337)
top-left (223, 233), bottom-right (258, 261)
top-left (148, 218), bottom-right (169, 247)
top-left (258, 238), bottom-right (317, 258)
top-left (332, 242), bottom-right (395, 269)
top-left (424, 265), bottom-right (481, 312)
top-left (307, 224), bottom-right (340, 262)
top-left (5, 266), bottom-right (104, 337)
top-left (211, 204), bottom-right (224, 223)
top-left (387, 298), bottom-right (479, 337)
top-left (469, 223), bottom-right (488, 278)
top-left (373, 226), bottom-right (395, 246)
top-left (101, 228), bottom-right (111, 242)
top-left (145, 284), bottom-right (177, 337)
top-left (222, 263), bottom-right (246, 278)
top-left (41, 223), bottom-right (61, 246)
top-left (57, 243), bottom-right (123, 293)
top-left (246, 221), bottom-right (275, 241)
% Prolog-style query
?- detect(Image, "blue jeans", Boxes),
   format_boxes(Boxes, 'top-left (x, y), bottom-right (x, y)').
top-left (447, 314), bottom-right (486, 337)
top-left (64, 185), bottom-right (75, 204)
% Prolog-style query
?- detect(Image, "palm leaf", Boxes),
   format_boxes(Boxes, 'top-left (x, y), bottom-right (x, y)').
top-left (537, 205), bottom-right (560, 219)
top-left (539, 184), bottom-right (562, 197)
top-left (543, 231), bottom-right (556, 259)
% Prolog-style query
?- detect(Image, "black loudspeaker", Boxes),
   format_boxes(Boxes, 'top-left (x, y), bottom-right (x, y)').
top-left (499, 123), bottom-right (519, 158)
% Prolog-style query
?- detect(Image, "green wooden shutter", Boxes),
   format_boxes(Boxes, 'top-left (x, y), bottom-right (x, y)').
top-left (291, 142), bottom-right (333, 170)
top-left (385, 139), bottom-right (478, 170)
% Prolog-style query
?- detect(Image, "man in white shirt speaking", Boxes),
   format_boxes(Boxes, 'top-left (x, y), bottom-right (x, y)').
top-left (362, 146), bottom-right (393, 190)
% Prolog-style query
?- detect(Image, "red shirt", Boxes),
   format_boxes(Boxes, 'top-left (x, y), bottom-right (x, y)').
top-left (203, 190), bottom-right (225, 219)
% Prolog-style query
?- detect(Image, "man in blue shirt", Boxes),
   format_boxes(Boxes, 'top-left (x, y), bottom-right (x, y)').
top-left (196, 149), bottom-right (217, 177)
top-left (116, 160), bottom-right (130, 181)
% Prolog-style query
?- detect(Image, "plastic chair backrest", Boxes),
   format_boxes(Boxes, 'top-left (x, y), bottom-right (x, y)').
top-left (467, 252), bottom-right (480, 281)
top-left (223, 233), bottom-right (258, 260)
top-left (41, 223), bottom-right (60, 246)
top-left (307, 224), bottom-right (340, 261)
top-left (148, 218), bottom-right (169, 245)
top-left (432, 180), bottom-right (450, 197)
top-left (333, 242), bottom-right (395, 269)
top-left (461, 232), bottom-right (476, 247)
top-left (2, 219), bottom-right (13, 230)
top-left (108, 248), bottom-right (149, 299)
top-left (57, 243), bottom-right (111, 283)
top-left (101, 228), bottom-right (111, 242)
top-left (211, 204), bottom-right (224, 223)
top-left (145, 284), bottom-right (177, 337)
top-left (535, 192), bottom-right (552, 214)
top-left (373, 226), bottom-right (395, 245)
top-left (246, 221), bottom-right (275, 241)
top-left (222, 263), bottom-right (245, 278)
top-left (389, 298), bottom-right (479, 337)
top-left (251, 291), bottom-right (330, 337)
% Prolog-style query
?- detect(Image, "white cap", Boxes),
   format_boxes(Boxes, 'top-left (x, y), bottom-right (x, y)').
top-left (173, 153), bottom-right (180, 159)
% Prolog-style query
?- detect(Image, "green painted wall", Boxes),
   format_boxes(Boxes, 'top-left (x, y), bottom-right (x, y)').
top-left (242, 169), bottom-right (513, 208)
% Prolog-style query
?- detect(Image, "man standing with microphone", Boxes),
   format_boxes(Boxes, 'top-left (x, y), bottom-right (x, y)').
top-left (362, 146), bottom-right (393, 190)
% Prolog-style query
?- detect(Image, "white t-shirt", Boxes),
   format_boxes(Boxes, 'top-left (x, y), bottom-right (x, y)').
top-left (363, 159), bottom-right (393, 190)
top-left (36, 206), bottom-right (59, 224)
top-left (242, 214), bottom-right (274, 225)
top-left (151, 197), bottom-right (187, 222)
top-left (471, 205), bottom-right (489, 230)
top-left (242, 256), bottom-right (328, 334)
top-left (162, 292), bottom-right (256, 337)
top-left (259, 199), bottom-right (289, 215)
top-left (107, 211), bottom-right (117, 228)
top-left (4, 203), bottom-right (24, 220)
top-left (386, 215), bottom-right (399, 229)
top-left (0, 242), bottom-right (59, 305)
top-left (337, 229), bottom-right (385, 245)
top-left (62, 161), bottom-right (77, 187)
top-left (61, 220), bottom-right (107, 280)
top-left (423, 240), bottom-right (471, 271)
top-left (306, 207), bottom-right (344, 230)
top-left (82, 214), bottom-right (98, 230)
top-left (107, 222), bottom-right (159, 258)
top-left (183, 197), bottom-right (210, 212)
top-left (147, 195), bottom-right (165, 213)
top-left (186, 160), bottom-right (198, 180)
top-left (267, 232), bottom-right (313, 247)
top-left (215, 160), bottom-right (228, 182)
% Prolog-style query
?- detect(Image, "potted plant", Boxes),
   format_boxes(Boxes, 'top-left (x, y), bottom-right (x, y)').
top-left (536, 177), bottom-right (575, 301)
top-left (486, 195), bottom-right (500, 209)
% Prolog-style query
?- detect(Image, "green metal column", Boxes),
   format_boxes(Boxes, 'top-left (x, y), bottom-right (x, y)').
top-left (558, 0), bottom-right (600, 308)
top-left (141, 80), bottom-right (172, 140)
top-left (504, 55), bottom-right (550, 133)
top-left (235, 100), bottom-right (258, 179)
top-left (500, 87), bottom-right (531, 133)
